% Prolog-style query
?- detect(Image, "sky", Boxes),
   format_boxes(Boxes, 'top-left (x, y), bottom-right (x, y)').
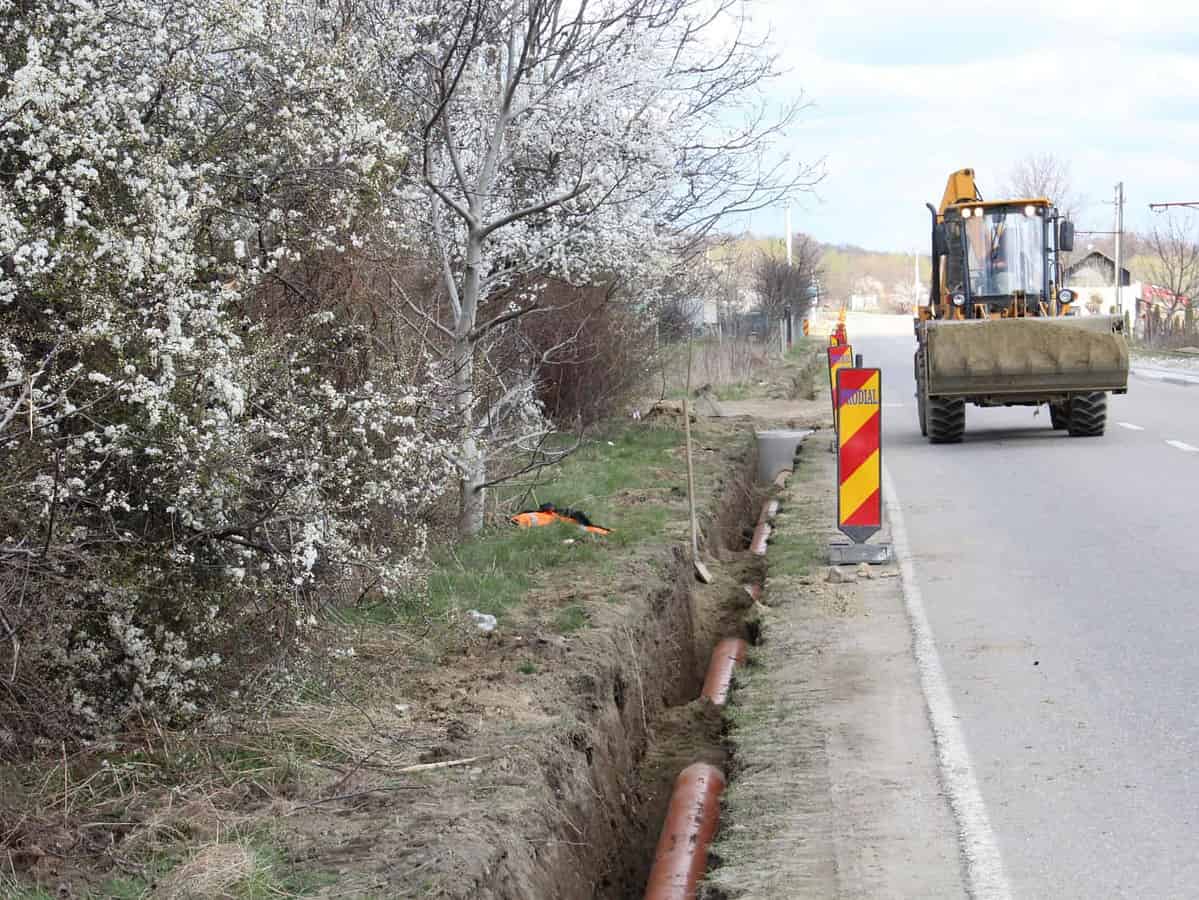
top-left (736, 1), bottom-right (1199, 252)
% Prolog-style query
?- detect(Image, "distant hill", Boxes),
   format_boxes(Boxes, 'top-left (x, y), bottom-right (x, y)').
top-left (719, 234), bottom-right (932, 310)
top-left (819, 244), bottom-right (931, 308)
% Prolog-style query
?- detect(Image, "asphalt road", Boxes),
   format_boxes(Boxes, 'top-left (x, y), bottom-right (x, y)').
top-left (850, 314), bottom-right (1199, 898)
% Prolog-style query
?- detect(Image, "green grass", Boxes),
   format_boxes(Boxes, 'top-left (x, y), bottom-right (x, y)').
top-left (234, 843), bottom-right (338, 898)
top-left (517, 661), bottom-right (538, 675)
top-left (764, 512), bottom-right (822, 579)
top-left (762, 447), bottom-right (822, 578)
top-left (553, 604), bottom-right (589, 633)
top-left (786, 335), bottom-right (826, 363)
top-left (94, 853), bottom-right (183, 900)
top-left (323, 424), bottom-right (685, 629)
top-left (415, 424), bottom-right (684, 622)
top-left (714, 381), bottom-right (753, 401)
top-left (0, 838), bottom-right (333, 899)
top-left (0, 883), bottom-right (55, 900)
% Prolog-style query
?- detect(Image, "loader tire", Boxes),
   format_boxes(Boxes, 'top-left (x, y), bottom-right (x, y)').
top-left (1049, 402), bottom-right (1069, 430)
top-left (1067, 392), bottom-right (1107, 437)
top-left (915, 351), bottom-right (928, 437)
top-left (927, 396), bottom-right (965, 444)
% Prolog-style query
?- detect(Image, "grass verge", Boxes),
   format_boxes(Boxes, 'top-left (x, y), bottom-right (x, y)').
top-left (1, 414), bottom-right (749, 899)
top-left (327, 423), bottom-right (685, 631)
top-left (424, 423), bottom-right (684, 621)
top-left (703, 437), bottom-right (834, 899)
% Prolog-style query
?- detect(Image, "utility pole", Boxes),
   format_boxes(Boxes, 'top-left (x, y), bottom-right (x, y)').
top-left (1114, 182), bottom-right (1125, 320)
top-left (784, 204), bottom-right (793, 351)
top-left (785, 204), bottom-right (792, 265)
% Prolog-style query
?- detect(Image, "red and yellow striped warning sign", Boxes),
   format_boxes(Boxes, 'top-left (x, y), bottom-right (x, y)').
top-left (836, 367), bottom-right (882, 542)
top-left (827, 344), bottom-right (853, 425)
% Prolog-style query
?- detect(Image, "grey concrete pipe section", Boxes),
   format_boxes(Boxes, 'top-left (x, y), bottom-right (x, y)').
top-left (756, 429), bottom-right (811, 484)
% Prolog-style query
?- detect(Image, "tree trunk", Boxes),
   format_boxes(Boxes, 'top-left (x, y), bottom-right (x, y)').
top-left (454, 334), bottom-right (485, 536)
top-left (455, 229), bottom-right (486, 536)
top-left (458, 434), bottom-right (485, 536)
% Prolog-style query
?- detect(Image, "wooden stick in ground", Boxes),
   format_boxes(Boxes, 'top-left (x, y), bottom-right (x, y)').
top-left (394, 756), bottom-right (482, 774)
top-left (683, 335), bottom-right (712, 583)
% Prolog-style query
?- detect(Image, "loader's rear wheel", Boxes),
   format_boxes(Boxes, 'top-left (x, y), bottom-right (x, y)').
top-left (927, 396), bottom-right (965, 444)
top-left (1049, 402), bottom-right (1069, 430)
top-left (1067, 392), bottom-right (1107, 437)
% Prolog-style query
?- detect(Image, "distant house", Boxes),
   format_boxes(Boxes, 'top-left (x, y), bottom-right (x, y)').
top-left (1061, 252), bottom-right (1189, 338)
top-left (1063, 251), bottom-right (1130, 288)
top-left (683, 296), bottom-right (720, 330)
top-left (1139, 284), bottom-right (1190, 337)
top-left (1063, 251), bottom-right (1134, 318)
top-left (849, 275), bottom-right (883, 311)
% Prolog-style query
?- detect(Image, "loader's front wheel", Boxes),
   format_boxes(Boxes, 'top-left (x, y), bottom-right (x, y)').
top-left (1049, 402), bottom-right (1069, 430)
top-left (1067, 392), bottom-right (1107, 437)
top-left (915, 351), bottom-right (928, 437)
top-left (927, 395), bottom-right (965, 444)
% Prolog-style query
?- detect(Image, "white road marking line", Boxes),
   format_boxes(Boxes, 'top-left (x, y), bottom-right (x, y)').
top-left (1117, 422), bottom-right (1144, 431)
top-left (1166, 439), bottom-right (1199, 452)
top-left (883, 466), bottom-right (1011, 900)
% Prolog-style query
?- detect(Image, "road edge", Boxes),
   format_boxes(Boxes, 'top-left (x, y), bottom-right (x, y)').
top-left (882, 464), bottom-right (1012, 900)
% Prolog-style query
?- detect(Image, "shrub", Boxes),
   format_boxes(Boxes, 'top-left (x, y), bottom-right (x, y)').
top-left (0, 0), bottom-right (450, 750)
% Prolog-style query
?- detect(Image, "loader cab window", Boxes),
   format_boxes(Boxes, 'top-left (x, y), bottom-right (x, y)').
top-left (962, 208), bottom-right (1045, 301)
top-left (944, 219), bottom-right (966, 294)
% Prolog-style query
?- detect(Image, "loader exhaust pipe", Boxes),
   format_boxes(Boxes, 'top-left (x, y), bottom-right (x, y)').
top-left (926, 203), bottom-right (942, 307)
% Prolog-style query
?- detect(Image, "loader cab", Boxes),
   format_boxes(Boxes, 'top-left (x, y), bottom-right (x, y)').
top-left (942, 201), bottom-right (1052, 316)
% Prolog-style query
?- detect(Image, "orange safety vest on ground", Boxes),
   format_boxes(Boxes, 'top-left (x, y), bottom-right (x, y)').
top-left (511, 504), bottom-right (611, 535)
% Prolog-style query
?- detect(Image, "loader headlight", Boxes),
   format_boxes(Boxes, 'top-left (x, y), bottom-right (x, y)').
top-left (952, 293), bottom-right (966, 307)
top-left (1059, 289), bottom-right (1075, 304)
top-left (1024, 205), bottom-right (1037, 216)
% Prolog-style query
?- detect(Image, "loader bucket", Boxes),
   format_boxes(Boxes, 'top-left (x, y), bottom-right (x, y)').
top-left (925, 315), bottom-right (1129, 398)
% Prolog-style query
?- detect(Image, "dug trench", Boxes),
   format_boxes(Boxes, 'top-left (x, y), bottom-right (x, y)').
top-left (226, 425), bottom-right (783, 900)
top-left (525, 441), bottom-right (757, 896)
top-left (463, 438), bottom-right (770, 900)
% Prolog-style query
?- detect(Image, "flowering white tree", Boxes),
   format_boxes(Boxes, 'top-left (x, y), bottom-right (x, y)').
top-left (0, 0), bottom-right (453, 742)
top-left (385, 0), bottom-right (812, 535)
top-left (0, 0), bottom-right (816, 743)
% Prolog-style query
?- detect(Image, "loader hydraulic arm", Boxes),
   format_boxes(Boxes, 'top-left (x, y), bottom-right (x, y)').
top-left (939, 168), bottom-right (981, 215)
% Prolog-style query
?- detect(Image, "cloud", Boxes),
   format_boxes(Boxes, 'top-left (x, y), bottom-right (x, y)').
top-left (735, 3), bottom-right (1199, 249)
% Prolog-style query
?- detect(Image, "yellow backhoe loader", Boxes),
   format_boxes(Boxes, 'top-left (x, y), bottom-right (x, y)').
top-left (916, 168), bottom-right (1129, 442)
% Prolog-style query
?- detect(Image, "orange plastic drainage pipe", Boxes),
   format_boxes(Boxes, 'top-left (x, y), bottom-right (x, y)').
top-left (701, 637), bottom-right (748, 706)
top-left (643, 762), bottom-right (726, 900)
top-left (750, 521), bottom-right (771, 555)
top-left (760, 498), bottom-right (779, 523)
